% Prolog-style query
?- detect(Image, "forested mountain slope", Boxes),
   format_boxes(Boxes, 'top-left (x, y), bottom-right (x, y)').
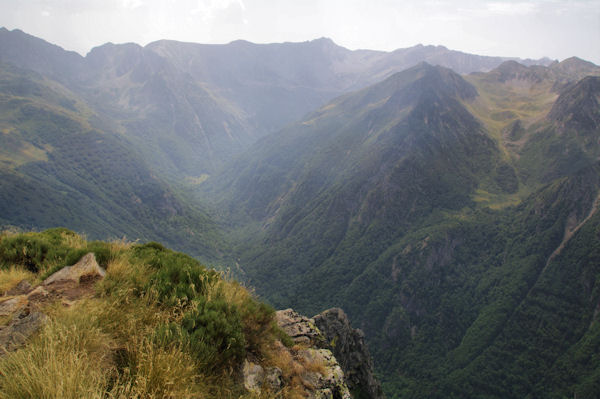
top-left (0, 27), bottom-right (554, 178)
top-left (1, 27), bottom-right (600, 398)
top-left (202, 60), bottom-right (600, 397)
top-left (0, 62), bottom-right (225, 263)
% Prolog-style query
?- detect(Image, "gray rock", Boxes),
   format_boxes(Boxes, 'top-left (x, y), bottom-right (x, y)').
top-left (299, 348), bottom-right (352, 399)
top-left (265, 366), bottom-right (283, 391)
top-left (313, 308), bottom-right (384, 399)
top-left (275, 308), bottom-right (353, 398)
top-left (0, 310), bottom-right (47, 355)
top-left (243, 360), bottom-right (264, 392)
top-left (5, 280), bottom-right (32, 296)
top-left (43, 253), bottom-right (106, 286)
top-left (0, 296), bottom-right (27, 317)
top-left (275, 308), bottom-right (325, 346)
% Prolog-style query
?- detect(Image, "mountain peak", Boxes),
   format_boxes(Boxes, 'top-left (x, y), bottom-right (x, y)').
top-left (311, 37), bottom-right (336, 45)
top-left (0, 27), bottom-right (83, 81)
top-left (487, 60), bottom-right (547, 83)
top-left (551, 56), bottom-right (600, 75)
top-left (406, 62), bottom-right (478, 100)
top-left (496, 59), bottom-right (528, 70)
top-left (548, 75), bottom-right (600, 131)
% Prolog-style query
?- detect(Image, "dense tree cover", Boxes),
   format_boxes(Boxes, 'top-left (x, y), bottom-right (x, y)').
top-left (2, 29), bottom-right (600, 398)
top-left (0, 63), bottom-right (229, 265)
top-left (203, 65), bottom-right (600, 397)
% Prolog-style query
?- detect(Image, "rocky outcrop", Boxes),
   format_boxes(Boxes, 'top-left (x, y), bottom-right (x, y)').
top-left (251, 307), bottom-right (382, 399)
top-left (275, 308), bottom-right (326, 346)
top-left (273, 308), bottom-right (352, 399)
top-left (243, 360), bottom-right (283, 393)
top-left (0, 310), bottom-right (47, 355)
top-left (314, 308), bottom-right (384, 399)
top-left (43, 252), bottom-right (106, 286)
top-left (0, 253), bottom-right (105, 355)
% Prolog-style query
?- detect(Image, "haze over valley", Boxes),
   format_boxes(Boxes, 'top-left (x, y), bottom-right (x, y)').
top-left (0, 7), bottom-right (599, 397)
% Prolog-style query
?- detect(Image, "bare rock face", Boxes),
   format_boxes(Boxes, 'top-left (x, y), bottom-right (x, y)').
top-left (243, 360), bottom-right (265, 392)
top-left (0, 310), bottom-right (47, 355)
top-left (43, 252), bottom-right (106, 286)
top-left (275, 308), bottom-right (325, 345)
top-left (5, 280), bottom-right (32, 296)
top-left (314, 308), bottom-right (384, 399)
top-left (275, 308), bottom-right (383, 398)
top-left (273, 307), bottom-right (384, 399)
top-left (299, 347), bottom-right (351, 399)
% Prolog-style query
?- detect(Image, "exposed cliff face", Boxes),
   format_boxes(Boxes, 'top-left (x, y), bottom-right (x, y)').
top-left (314, 308), bottom-right (384, 399)
top-left (273, 308), bottom-right (384, 399)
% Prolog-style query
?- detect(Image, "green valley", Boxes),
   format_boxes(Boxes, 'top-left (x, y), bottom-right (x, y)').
top-left (1, 27), bottom-right (600, 398)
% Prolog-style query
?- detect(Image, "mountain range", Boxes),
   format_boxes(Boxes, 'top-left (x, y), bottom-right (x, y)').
top-left (1, 27), bottom-right (599, 398)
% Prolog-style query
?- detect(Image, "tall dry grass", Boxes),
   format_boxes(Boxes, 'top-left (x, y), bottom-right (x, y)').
top-left (0, 305), bottom-right (113, 399)
top-left (0, 230), bottom-right (291, 399)
top-left (0, 266), bottom-right (34, 294)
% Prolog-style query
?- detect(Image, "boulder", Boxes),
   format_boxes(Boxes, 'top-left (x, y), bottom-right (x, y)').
top-left (0, 296), bottom-right (28, 317)
top-left (5, 280), bottom-right (32, 296)
top-left (43, 253), bottom-right (106, 286)
top-left (275, 308), bottom-right (325, 346)
top-left (243, 360), bottom-right (265, 392)
top-left (0, 310), bottom-right (47, 355)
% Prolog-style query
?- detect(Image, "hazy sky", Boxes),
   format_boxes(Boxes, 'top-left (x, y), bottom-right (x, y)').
top-left (1, 0), bottom-right (599, 63)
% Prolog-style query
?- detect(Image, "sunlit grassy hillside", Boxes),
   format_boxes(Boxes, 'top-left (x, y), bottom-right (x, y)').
top-left (0, 228), bottom-right (326, 399)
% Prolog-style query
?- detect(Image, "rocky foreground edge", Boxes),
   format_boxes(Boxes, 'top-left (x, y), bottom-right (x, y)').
top-left (0, 253), bottom-right (383, 398)
top-left (250, 307), bottom-right (384, 399)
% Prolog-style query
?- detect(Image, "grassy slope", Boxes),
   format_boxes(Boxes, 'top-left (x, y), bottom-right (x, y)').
top-left (0, 228), bottom-right (333, 399)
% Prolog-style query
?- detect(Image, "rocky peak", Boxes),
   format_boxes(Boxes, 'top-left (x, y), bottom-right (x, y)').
top-left (273, 308), bottom-right (384, 399)
top-left (489, 60), bottom-right (546, 84)
top-left (314, 308), bottom-right (384, 399)
top-left (551, 57), bottom-right (600, 76)
top-left (548, 75), bottom-right (600, 131)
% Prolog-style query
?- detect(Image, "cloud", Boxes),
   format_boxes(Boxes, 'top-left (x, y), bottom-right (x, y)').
top-left (486, 1), bottom-right (536, 15)
top-left (191, 0), bottom-right (245, 21)
top-left (121, 0), bottom-right (145, 9)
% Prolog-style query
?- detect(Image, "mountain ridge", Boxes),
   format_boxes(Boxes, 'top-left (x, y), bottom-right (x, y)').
top-left (199, 55), bottom-right (600, 397)
top-left (2, 27), bottom-right (600, 398)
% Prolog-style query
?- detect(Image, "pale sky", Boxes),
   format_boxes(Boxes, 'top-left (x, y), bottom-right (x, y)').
top-left (1, 0), bottom-right (599, 63)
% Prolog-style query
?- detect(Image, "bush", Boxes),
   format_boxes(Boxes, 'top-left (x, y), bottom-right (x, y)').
top-left (155, 295), bottom-right (246, 372)
top-left (143, 251), bottom-right (219, 306)
top-left (64, 241), bottom-right (115, 268)
top-left (0, 234), bottom-right (52, 273)
top-left (0, 229), bottom-right (89, 274)
top-left (239, 297), bottom-right (276, 354)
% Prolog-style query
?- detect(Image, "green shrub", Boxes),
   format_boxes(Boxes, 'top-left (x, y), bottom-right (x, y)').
top-left (142, 250), bottom-right (219, 305)
top-left (64, 241), bottom-right (115, 268)
top-left (239, 297), bottom-right (276, 354)
top-left (0, 229), bottom-right (89, 274)
top-left (37, 227), bottom-right (79, 246)
top-left (137, 241), bottom-right (167, 252)
top-left (0, 234), bottom-right (52, 272)
top-left (155, 295), bottom-right (245, 372)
